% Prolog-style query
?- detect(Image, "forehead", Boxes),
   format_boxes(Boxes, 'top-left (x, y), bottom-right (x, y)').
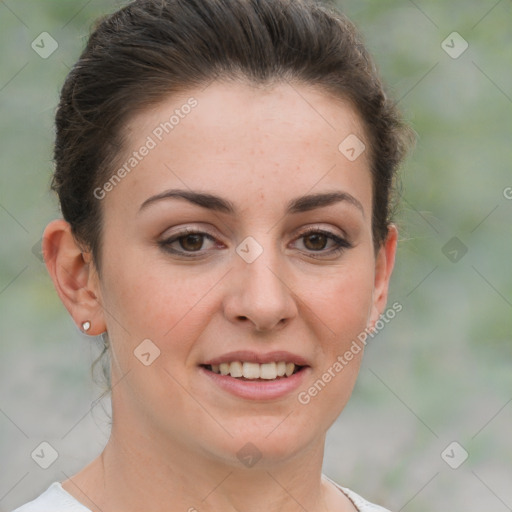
top-left (105, 80), bottom-right (372, 218)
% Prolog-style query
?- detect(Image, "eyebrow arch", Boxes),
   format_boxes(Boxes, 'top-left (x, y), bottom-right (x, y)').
top-left (138, 189), bottom-right (364, 217)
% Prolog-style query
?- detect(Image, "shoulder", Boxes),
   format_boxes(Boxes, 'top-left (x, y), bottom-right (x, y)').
top-left (323, 474), bottom-right (393, 512)
top-left (11, 481), bottom-right (92, 512)
top-left (340, 486), bottom-right (393, 512)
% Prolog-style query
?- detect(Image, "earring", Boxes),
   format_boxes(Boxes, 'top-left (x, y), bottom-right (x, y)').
top-left (82, 321), bottom-right (91, 332)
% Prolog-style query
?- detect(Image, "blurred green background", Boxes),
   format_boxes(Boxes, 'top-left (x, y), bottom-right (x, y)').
top-left (1, 1), bottom-right (511, 511)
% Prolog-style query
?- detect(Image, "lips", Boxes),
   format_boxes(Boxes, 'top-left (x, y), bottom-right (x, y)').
top-left (202, 350), bottom-right (310, 367)
top-left (199, 350), bottom-right (310, 392)
top-left (199, 363), bottom-right (311, 400)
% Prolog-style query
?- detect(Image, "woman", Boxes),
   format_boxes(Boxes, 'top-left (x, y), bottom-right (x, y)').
top-left (13, 0), bottom-right (413, 510)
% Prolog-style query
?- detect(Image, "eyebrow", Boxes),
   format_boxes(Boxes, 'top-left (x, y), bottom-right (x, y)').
top-left (138, 189), bottom-right (364, 217)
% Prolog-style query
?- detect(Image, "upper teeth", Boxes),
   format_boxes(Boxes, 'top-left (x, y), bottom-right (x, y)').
top-left (211, 361), bottom-right (297, 379)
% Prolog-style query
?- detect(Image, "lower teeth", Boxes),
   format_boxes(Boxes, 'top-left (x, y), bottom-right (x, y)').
top-left (234, 375), bottom-right (287, 380)
top-left (204, 365), bottom-right (300, 379)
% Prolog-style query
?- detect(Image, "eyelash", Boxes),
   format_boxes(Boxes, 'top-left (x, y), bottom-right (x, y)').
top-left (158, 226), bottom-right (352, 259)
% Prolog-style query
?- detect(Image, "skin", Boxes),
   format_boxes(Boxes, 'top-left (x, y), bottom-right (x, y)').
top-left (43, 80), bottom-right (397, 512)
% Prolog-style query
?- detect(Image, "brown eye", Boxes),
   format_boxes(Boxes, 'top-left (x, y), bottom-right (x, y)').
top-left (303, 232), bottom-right (328, 251)
top-left (179, 234), bottom-right (204, 251)
top-left (159, 229), bottom-right (219, 257)
top-left (293, 228), bottom-right (352, 259)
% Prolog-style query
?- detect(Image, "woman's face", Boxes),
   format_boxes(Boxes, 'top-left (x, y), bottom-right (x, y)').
top-left (90, 80), bottom-right (396, 466)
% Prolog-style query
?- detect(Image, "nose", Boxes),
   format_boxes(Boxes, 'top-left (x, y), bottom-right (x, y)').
top-left (222, 241), bottom-right (298, 332)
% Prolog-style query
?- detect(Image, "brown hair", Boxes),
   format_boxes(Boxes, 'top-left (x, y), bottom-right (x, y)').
top-left (52, 0), bottom-right (414, 392)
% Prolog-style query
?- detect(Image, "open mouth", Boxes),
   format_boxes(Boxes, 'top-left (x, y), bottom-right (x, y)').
top-left (200, 361), bottom-right (305, 381)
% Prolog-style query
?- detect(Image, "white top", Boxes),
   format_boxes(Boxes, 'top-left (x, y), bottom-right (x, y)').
top-left (11, 476), bottom-right (391, 512)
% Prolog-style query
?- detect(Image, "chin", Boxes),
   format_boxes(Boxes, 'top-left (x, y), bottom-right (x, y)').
top-left (202, 418), bottom-right (323, 469)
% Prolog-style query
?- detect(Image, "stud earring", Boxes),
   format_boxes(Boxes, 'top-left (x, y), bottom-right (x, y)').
top-left (82, 321), bottom-right (91, 332)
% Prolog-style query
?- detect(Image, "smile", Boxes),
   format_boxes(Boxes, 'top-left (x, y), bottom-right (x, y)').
top-left (199, 364), bottom-right (309, 401)
top-left (202, 361), bottom-right (303, 380)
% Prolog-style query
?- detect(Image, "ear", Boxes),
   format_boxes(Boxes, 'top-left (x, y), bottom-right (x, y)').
top-left (42, 219), bottom-right (106, 336)
top-left (368, 224), bottom-right (398, 329)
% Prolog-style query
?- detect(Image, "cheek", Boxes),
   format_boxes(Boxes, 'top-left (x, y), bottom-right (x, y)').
top-left (300, 259), bottom-right (375, 344)
top-left (99, 255), bottom-right (218, 414)
top-left (99, 248), bottom-right (218, 361)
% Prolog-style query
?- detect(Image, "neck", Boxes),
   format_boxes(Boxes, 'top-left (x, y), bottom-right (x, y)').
top-left (61, 391), bottom-right (355, 511)
top-left (99, 424), bottom-right (328, 512)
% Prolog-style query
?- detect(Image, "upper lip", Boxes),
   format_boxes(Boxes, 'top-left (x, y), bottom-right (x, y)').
top-left (202, 350), bottom-right (310, 367)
